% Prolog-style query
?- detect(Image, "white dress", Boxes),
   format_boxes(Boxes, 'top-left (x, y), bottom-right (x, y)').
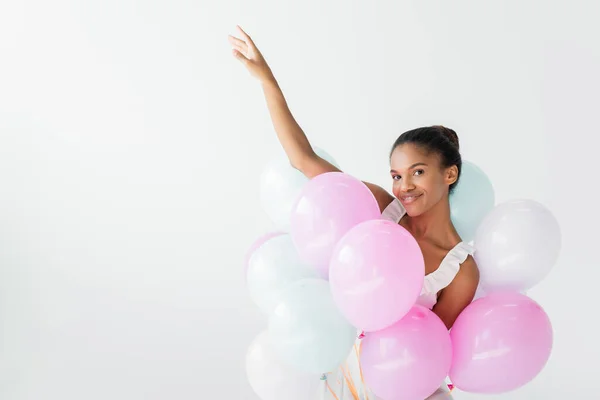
top-left (319, 198), bottom-right (474, 400)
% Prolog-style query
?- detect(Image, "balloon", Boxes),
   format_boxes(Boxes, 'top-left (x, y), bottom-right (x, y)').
top-left (268, 278), bottom-right (357, 374)
top-left (329, 219), bottom-right (424, 332)
top-left (244, 231), bottom-right (286, 281)
top-left (361, 306), bottom-right (452, 400)
top-left (425, 385), bottom-right (454, 400)
top-left (473, 284), bottom-right (527, 302)
top-left (259, 148), bottom-right (339, 231)
top-left (449, 291), bottom-right (553, 394)
top-left (290, 172), bottom-right (381, 278)
top-left (474, 199), bottom-right (561, 292)
top-left (472, 283), bottom-right (488, 301)
top-left (450, 160), bottom-right (495, 243)
top-left (247, 234), bottom-right (320, 315)
top-left (246, 330), bottom-right (321, 400)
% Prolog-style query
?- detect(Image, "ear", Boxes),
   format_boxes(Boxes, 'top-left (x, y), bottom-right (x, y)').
top-left (445, 165), bottom-right (459, 186)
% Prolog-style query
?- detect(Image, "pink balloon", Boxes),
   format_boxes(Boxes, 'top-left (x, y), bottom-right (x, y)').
top-left (329, 219), bottom-right (424, 331)
top-left (244, 231), bottom-right (286, 280)
top-left (449, 291), bottom-right (553, 394)
top-left (290, 172), bottom-right (381, 278)
top-left (361, 306), bottom-right (452, 400)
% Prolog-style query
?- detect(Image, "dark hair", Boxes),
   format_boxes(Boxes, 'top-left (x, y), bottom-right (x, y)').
top-left (389, 125), bottom-right (462, 194)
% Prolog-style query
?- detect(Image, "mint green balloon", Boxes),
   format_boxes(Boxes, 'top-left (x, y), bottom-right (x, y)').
top-left (450, 161), bottom-right (495, 243)
top-left (259, 148), bottom-right (339, 232)
top-left (268, 279), bottom-right (356, 374)
top-left (247, 234), bottom-right (320, 315)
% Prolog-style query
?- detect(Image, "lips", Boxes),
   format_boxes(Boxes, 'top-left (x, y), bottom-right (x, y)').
top-left (400, 194), bottom-right (422, 205)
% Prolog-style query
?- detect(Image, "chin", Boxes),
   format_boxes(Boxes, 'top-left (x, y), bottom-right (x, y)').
top-left (405, 209), bottom-right (421, 217)
top-left (403, 202), bottom-right (427, 217)
top-left (401, 204), bottom-right (418, 216)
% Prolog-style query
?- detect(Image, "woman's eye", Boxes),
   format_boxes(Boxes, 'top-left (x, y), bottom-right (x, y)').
top-left (393, 170), bottom-right (423, 180)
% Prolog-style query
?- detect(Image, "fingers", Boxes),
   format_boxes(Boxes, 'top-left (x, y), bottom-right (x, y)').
top-left (236, 25), bottom-right (257, 50)
top-left (227, 35), bottom-right (245, 47)
top-left (236, 25), bottom-right (250, 40)
top-left (228, 35), bottom-right (248, 55)
top-left (232, 49), bottom-right (249, 65)
top-left (230, 25), bottom-right (262, 66)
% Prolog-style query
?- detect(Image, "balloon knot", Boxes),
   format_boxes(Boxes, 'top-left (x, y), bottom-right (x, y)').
top-left (358, 331), bottom-right (365, 339)
top-left (320, 373), bottom-right (328, 381)
top-left (447, 383), bottom-right (454, 392)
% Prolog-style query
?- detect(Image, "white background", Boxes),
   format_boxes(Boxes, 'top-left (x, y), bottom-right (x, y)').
top-left (0, 1), bottom-right (598, 399)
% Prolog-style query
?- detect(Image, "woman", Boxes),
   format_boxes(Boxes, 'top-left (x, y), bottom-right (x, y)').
top-left (229, 25), bottom-right (479, 399)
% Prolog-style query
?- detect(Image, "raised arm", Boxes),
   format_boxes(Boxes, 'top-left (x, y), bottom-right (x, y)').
top-left (229, 26), bottom-right (394, 211)
top-left (228, 26), bottom-right (337, 176)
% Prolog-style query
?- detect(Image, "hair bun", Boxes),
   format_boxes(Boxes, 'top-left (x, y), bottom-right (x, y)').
top-left (436, 125), bottom-right (459, 149)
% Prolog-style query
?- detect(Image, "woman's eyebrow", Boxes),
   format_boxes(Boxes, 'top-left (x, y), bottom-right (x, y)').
top-left (390, 162), bottom-right (428, 173)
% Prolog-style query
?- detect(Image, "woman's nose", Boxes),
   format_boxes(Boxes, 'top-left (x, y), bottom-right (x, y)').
top-left (400, 177), bottom-right (415, 191)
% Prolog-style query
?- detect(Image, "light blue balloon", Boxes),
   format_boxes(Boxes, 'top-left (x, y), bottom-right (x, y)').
top-left (247, 234), bottom-right (320, 315)
top-left (450, 161), bottom-right (495, 243)
top-left (268, 279), bottom-right (356, 374)
top-left (259, 147), bottom-right (339, 232)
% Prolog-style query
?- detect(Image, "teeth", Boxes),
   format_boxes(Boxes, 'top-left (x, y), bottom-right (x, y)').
top-left (402, 195), bottom-right (421, 202)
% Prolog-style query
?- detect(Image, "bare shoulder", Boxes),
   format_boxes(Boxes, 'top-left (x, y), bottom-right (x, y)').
top-left (441, 255), bottom-right (479, 295)
top-left (433, 254), bottom-right (480, 328)
top-left (362, 182), bottom-right (395, 213)
top-left (457, 255), bottom-right (480, 285)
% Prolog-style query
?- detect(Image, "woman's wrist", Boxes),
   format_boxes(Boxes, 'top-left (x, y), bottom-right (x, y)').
top-left (260, 72), bottom-right (277, 88)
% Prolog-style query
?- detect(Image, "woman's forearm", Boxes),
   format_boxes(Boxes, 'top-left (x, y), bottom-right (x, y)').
top-left (261, 77), bottom-right (315, 168)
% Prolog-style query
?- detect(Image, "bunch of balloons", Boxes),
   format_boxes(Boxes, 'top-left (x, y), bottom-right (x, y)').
top-left (449, 197), bottom-right (559, 394)
top-left (244, 148), bottom-right (560, 400)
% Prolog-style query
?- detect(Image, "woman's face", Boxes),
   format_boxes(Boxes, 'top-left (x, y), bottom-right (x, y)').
top-left (389, 143), bottom-right (457, 216)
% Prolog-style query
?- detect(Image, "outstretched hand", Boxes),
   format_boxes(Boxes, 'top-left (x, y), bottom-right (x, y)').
top-left (228, 25), bottom-right (274, 83)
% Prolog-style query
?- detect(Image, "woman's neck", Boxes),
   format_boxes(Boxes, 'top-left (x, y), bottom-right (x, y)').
top-left (404, 196), bottom-right (460, 248)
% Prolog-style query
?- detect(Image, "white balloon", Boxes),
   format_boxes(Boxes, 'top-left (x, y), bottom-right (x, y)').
top-left (474, 199), bottom-right (561, 292)
top-left (259, 148), bottom-right (339, 231)
top-left (247, 234), bottom-right (320, 315)
top-left (246, 331), bottom-right (322, 400)
top-left (472, 283), bottom-right (488, 302)
top-left (472, 284), bottom-right (527, 302)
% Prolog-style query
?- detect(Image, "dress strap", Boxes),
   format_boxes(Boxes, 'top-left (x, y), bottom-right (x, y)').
top-left (422, 242), bottom-right (475, 295)
top-left (381, 198), bottom-right (406, 223)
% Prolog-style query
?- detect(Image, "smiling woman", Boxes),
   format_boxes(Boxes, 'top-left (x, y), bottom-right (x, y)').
top-left (388, 126), bottom-right (463, 240)
top-left (229, 25), bottom-right (479, 399)
top-left (390, 125), bottom-right (462, 208)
